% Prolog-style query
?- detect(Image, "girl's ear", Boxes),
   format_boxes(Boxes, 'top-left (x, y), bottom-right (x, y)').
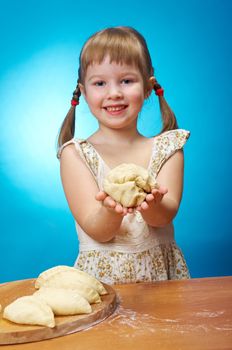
top-left (79, 83), bottom-right (86, 98)
top-left (145, 76), bottom-right (156, 99)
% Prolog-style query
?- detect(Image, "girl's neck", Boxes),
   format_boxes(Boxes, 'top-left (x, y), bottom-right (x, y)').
top-left (89, 124), bottom-right (144, 146)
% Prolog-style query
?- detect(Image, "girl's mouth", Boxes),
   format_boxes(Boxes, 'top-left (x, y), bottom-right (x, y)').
top-left (104, 105), bottom-right (128, 114)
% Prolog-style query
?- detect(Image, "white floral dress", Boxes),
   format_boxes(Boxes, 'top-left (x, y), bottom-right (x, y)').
top-left (58, 129), bottom-right (190, 284)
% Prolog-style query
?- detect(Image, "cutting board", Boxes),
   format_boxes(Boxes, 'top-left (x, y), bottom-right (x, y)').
top-left (0, 278), bottom-right (117, 345)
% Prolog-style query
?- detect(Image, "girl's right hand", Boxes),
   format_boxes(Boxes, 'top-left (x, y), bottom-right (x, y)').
top-left (95, 191), bottom-right (134, 216)
top-left (136, 186), bottom-right (168, 211)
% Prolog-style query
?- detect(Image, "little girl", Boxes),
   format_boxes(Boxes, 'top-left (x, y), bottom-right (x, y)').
top-left (57, 26), bottom-right (190, 284)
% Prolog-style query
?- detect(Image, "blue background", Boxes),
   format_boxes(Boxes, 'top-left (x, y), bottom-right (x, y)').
top-left (0, 0), bottom-right (231, 283)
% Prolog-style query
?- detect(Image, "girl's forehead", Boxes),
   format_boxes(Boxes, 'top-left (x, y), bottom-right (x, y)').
top-left (85, 56), bottom-right (141, 77)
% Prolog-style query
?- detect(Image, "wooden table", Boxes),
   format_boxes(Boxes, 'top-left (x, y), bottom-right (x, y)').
top-left (1, 276), bottom-right (232, 350)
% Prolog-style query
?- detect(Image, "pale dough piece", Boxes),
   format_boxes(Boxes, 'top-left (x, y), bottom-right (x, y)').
top-left (34, 287), bottom-right (92, 315)
top-left (3, 295), bottom-right (55, 328)
top-left (35, 271), bottom-right (101, 304)
top-left (0, 304), bottom-right (2, 312)
top-left (103, 163), bottom-right (158, 207)
top-left (35, 265), bottom-right (107, 295)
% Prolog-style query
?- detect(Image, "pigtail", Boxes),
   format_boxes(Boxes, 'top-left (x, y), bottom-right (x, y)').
top-left (57, 83), bottom-right (81, 148)
top-left (153, 81), bottom-right (178, 132)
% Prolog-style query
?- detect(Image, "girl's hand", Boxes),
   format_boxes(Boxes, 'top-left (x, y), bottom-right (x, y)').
top-left (136, 186), bottom-right (168, 212)
top-left (95, 191), bottom-right (134, 216)
top-left (96, 186), bottom-right (168, 215)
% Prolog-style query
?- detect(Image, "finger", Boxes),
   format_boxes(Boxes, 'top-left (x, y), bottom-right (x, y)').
top-left (104, 196), bottom-right (116, 208)
top-left (160, 186), bottom-right (168, 194)
top-left (152, 187), bottom-right (168, 196)
top-left (141, 201), bottom-right (149, 210)
top-left (157, 186), bottom-right (168, 194)
top-left (122, 207), bottom-right (128, 216)
top-left (115, 203), bottom-right (123, 214)
top-left (146, 193), bottom-right (154, 202)
top-left (95, 191), bottom-right (107, 201)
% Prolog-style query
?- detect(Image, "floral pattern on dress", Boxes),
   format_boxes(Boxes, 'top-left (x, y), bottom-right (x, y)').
top-left (75, 242), bottom-right (190, 284)
top-left (150, 129), bottom-right (190, 177)
top-left (78, 140), bottom-right (99, 179)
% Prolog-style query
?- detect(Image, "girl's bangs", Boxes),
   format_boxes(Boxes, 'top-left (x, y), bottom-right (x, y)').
top-left (80, 35), bottom-right (144, 78)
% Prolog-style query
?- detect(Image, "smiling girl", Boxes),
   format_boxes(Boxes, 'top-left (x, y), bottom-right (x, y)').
top-left (57, 26), bottom-right (190, 284)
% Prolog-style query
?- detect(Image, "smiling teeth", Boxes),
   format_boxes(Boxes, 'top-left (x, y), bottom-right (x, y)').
top-left (106, 106), bottom-right (125, 111)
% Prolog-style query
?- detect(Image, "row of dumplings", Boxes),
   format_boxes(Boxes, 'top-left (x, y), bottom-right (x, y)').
top-left (2, 265), bottom-right (108, 328)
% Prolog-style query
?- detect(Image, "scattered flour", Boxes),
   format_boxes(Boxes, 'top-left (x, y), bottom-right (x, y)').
top-left (98, 299), bottom-right (231, 337)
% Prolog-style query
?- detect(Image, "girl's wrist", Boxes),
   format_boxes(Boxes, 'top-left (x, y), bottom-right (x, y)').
top-left (140, 196), bottom-right (179, 227)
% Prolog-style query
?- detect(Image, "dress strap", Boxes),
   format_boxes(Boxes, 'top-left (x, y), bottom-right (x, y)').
top-left (57, 139), bottom-right (100, 182)
top-left (57, 139), bottom-right (76, 159)
top-left (77, 140), bottom-right (100, 179)
top-left (150, 129), bottom-right (190, 176)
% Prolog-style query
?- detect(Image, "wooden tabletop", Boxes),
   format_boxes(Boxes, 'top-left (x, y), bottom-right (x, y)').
top-left (1, 276), bottom-right (232, 350)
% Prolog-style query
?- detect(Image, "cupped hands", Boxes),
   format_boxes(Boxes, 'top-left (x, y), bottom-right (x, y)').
top-left (95, 186), bottom-right (168, 216)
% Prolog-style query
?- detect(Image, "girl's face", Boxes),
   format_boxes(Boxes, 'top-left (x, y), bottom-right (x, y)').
top-left (80, 56), bottom-right (149, 130)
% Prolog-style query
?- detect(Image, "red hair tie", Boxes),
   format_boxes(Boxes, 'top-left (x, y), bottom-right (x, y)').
top-left (71, 99), bottom-right (79, 106)
top-left (155, 88), bottom-right (164, 97)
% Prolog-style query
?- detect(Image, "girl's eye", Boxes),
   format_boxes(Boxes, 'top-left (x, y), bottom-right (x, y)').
top-left (121, 79), bottom-right (133, 84)
top-left (94, 81), bottom-right (105, 87)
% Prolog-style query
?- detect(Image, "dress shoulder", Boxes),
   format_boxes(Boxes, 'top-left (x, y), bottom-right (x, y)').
top-left (77, 140), bottom-right (100, 178)
top-left (57, 138), bottom-right (77, 159)
top-left (57, 139), bottom-right (100, 180)
top-left (150, 129), bottom-right (190, 176)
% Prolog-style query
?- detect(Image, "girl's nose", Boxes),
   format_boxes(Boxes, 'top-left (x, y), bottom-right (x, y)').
top-left (107, 84), bottom-right (123, 99)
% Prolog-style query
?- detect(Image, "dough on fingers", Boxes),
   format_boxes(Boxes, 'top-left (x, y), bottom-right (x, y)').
top-left (35, 265), bottom-right (107, 296)
top-left (3, 295), bottom-right (55, 328)
top-left (34, 287), bottom-right (92, 315)
top-left (103, 163), bottom-right (158, 207)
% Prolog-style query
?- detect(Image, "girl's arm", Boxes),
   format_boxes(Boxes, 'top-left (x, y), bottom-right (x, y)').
top-left (138, 150), bottom-right (184, 227)
top-left (60, 145), bottom-right (124, 242)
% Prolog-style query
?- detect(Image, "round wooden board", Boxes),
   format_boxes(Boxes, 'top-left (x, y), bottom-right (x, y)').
top-left (0, 278), bottom-right (118, 345)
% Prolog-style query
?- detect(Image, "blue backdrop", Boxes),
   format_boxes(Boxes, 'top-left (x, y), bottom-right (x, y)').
top-left (0, 0), bottom-right (231, 283)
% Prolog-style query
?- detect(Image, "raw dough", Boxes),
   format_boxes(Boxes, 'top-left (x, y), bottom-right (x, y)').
top-left (35, 265), bottom-right (107, 295)
top-left (35, 270), bottom-right (101, 304)
top-left (3, 295), bottom-right (55, 328)
top-left (103, 163), bottom-right (158, 207)
top-left (34, 287), bottom-right (92, 315)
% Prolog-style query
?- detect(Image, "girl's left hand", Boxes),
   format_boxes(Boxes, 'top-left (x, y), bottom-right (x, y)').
top-left (95, 191), bottom-right (135, 216)
top-left (136, 186), bottom-right (168, 212)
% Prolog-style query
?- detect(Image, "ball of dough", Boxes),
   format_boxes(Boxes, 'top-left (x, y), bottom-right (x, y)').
top-left (103, 163), bottom-right (158, 207)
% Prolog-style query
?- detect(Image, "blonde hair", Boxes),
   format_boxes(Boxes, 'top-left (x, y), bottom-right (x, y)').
top-left (57, 26), bottom-right (178, 148)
